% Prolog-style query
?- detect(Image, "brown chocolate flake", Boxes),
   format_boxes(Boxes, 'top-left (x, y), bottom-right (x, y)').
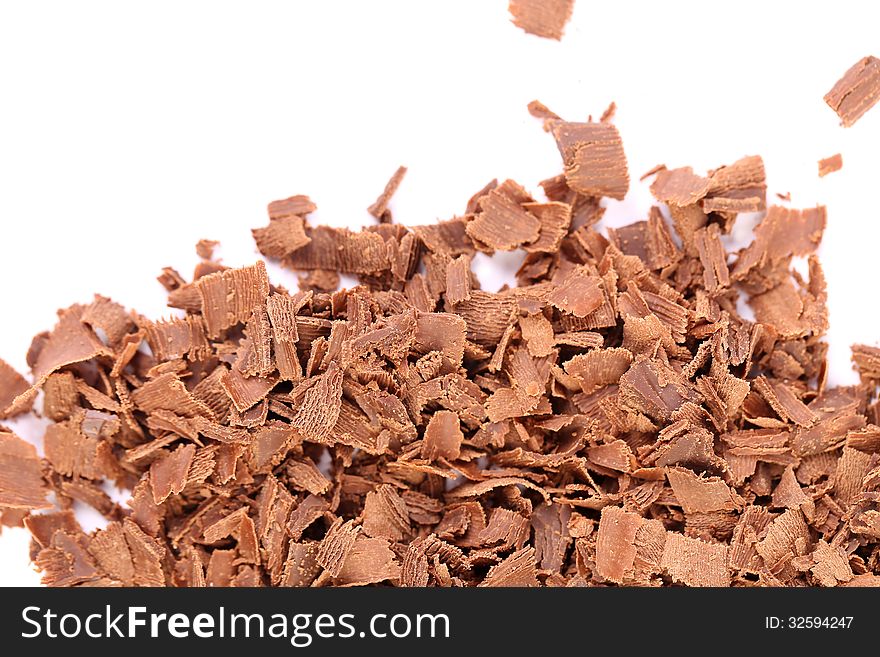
top-left (196, 239), bottom-right (219, 260)
top-left (479, 546), bottom-right (539, 587)
top-left (564, 348), bottom-right (632, 394)
top-left (703, 155), bottom-right (767, 216)
top-left (508, 0), bottom-right (574, 41)
top-left (640, 163), bottom-right (667, 181)
top-left (452, 291), bottom-right (518, 346)
top-left (694, 224), bottom-right (730, 292)
top-left (527, 99), bottom-right (562, 128)
top-left (133, 371), bottom-right (214, 418)
top-left (532, 503), bottom-right (571, 572)
top-left (771, 466), bottom-right (812, 512)
top-left (150, 444), bottom-right (196, 503)
top-left (268, 194), bottom-right (316, 220)
top-left (317, 519), bottom-right (360, 578)
top-left (25, 511), bottom-right (82, 548)
top-left (466, 180), bottom-right (540, 251)
top-left (32, 306), bottom-right (111, 383)
top-left (281, 542), bottom-right (321, 587)
top-left (334, 535), bottom-right (401, 586)
top-left (600, 101), bottom-right (617, 123)
top-left (519, 313), bottom-right (555, 358)
top-left (284, 226), bottom-right (390, 274)
top-left (852, 344), bottom-right (880, 382)
top-left (754, 376), bottom-right (817, 428)
top-left (522, 202), bottom-right (571, 254)
top-left (547, 268), bottom-right (604, 317)
top-left (221, 367), bottom-right (277, 413)
top-left (650, 167), bottom-right (710, 207)
top-left (81, 295), bottom-right (135, 347)
top-left (142, 316), bottom-right (209, 363)
top-left (88, 522), bottom-right (135, 585)
top-left (666, 467), bottom-right (741, 514)
top-left (252, 215), bottom-right (311, 259)
top-left (824, 55), bottom-right (880, 127)
top-left (835, 446), bottom-right (873, 508)
top-left (123, 519), bottom-right (166, 586)
top-left (660, 533), bottom-right (730, 587)
top-left (368, 165), bottom-right (407, 221)
top-left (363, 484), bottom-right (411, 542)
top-left (0, 358), bottom-right (31, 419)
top-left (35, 531), bottom-right (99, 586)
top-left (818, 153), bottom-right (843, 177)
top-left (596, 506), bottom-right (643, 584)
top-left (289, 361), bottom-right (343, 442)
top-left (809, 540), bottom-right (854, 586)
top-left (552, 122), bottom-right (630, 200)
top-left (43, 421), bottom-right (104, 480)
top-left (196, 261), bottom-right (270, 338)
top-left (0, 430), bottom-right (48, 509)
top-left (422, 410), bottom-right (464, 461)
top-left (445, 255), bottom-right (473, 306)
top-left (286, 457), bottom-right (330, 496)
top-left (619, 358), bottom-right (700, 423)
top-left (755, 508), bottom-right (810, 581)
top-left (287, 495), bottom-right (330, 541)
top-left (733, 205), bottom-right (826, 280)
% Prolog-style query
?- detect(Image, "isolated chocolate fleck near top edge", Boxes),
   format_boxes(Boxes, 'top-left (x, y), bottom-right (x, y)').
top-left (509, 0), bottom-right (574, 40)
top-left (1, 97), bottom-right (879, 589)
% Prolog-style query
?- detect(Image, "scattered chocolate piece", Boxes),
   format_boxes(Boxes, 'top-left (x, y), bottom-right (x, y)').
top-left (639, 163), bottom-right (667, 182)
top-left (552, 121), bottom-right (630, 200)
top-left (252, 216), bottom-right (311, 259)
top-left (196, 239), bottom-right (219, 260)
top-left (527, 100), bottom-right (562, 131)
top-left (0, 430), bottom-right (51, 510)
top-left (368, 165), bottom-right (407, 223)
top-left (824, 55), bottom-right (880, 127)
top-left (508, 0), bottom-right (574, 41)
top-left (599, 101), bottom-right (617, 123)
top-left (466, 180), bottom-right (541, 250)
top-left (818, 153), bottom-right (843, 177)
top-left (1, 99), bottom-right (878, 589)
top-left (0, 358), bottom-right (31, 419)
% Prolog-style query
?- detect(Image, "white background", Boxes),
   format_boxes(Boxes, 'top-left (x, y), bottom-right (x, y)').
top-left (1, 1), bottom-right (878, 585)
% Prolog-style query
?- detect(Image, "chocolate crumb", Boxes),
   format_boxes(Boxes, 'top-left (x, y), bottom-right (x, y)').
top-left (824, 55), bottom-right (880, 127)
top-left (818, 153), bottom-right (843, 177)
top-left (368, 166), bottom-right (408, 223)
top-left (508, 0), bottom-right (574, 41)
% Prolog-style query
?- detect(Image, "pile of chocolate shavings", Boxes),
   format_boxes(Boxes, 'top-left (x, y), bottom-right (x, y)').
top-left (1, 95), bottom-right (880, 588)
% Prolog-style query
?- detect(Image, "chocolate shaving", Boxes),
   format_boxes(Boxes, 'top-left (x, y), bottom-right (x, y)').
top-left (150, 444), bottom-right (196, 503)
top-left (508, 0), bottom-right (574, 41)
top-left (0, 358), bottom-right (31, 419)
top-left (552, 122), bottom-right (630, 200)
top-left (368, 166), bottom-right (407, 222)
top-left (818, 153), bottom-right (843, 177)
top-left (422, 410), bottom-right (464, 461)
top-left (824, 55), bottom-right (880, 127)
top-left (196, 261), bottom-right (270, 338)
top-left (252, 216), bottom-right (311, 259)
top-left (660, 533), bottom-right (729, 587)
top-left (466, 180), bottom-right (540, 250)
top-left (0, 430), bottom-right (51, 510)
